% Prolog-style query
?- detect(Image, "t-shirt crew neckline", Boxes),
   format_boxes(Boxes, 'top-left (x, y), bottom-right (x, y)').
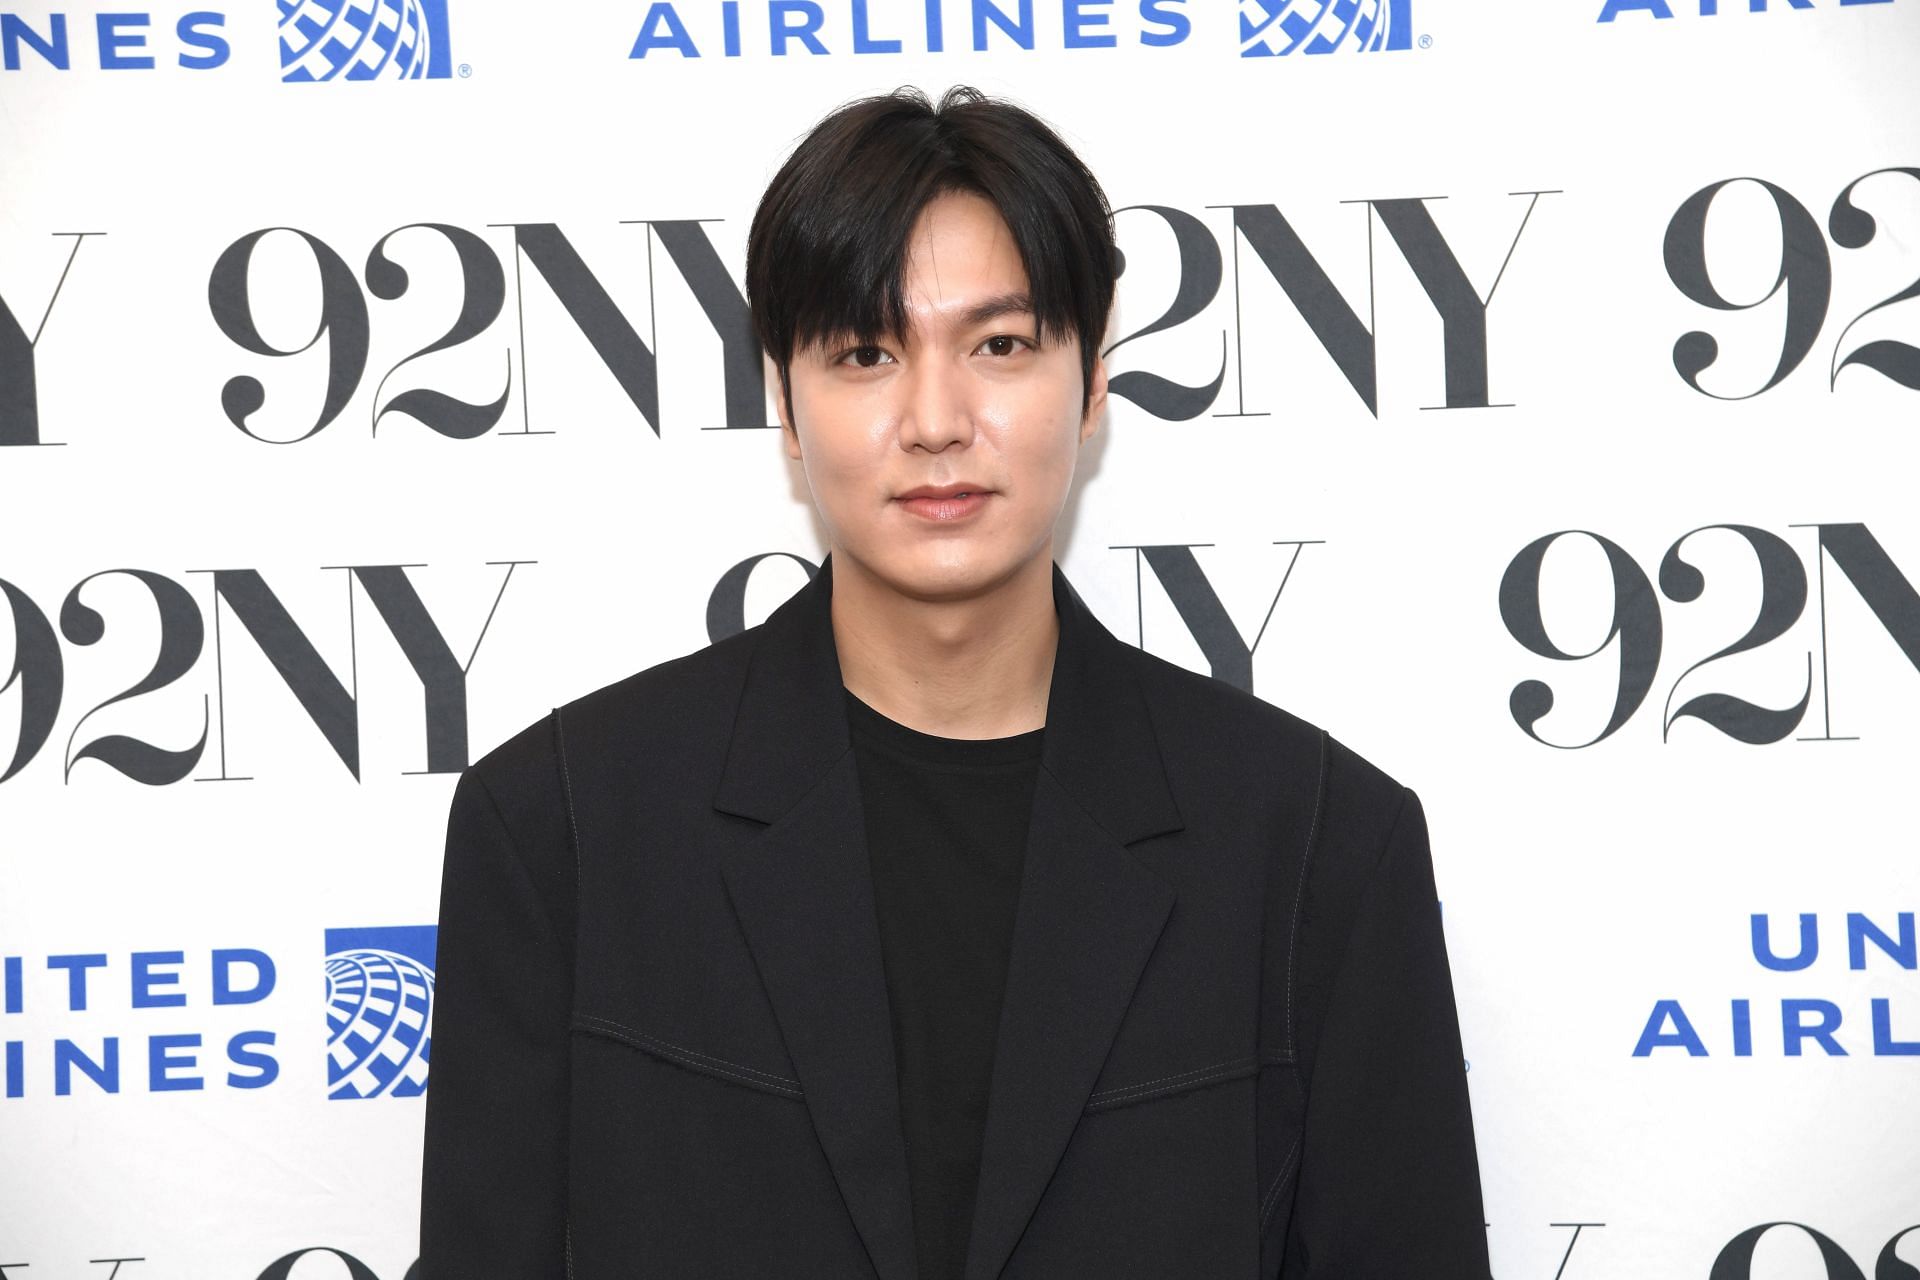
top-left (842, 686), bottom-right (1045, 768)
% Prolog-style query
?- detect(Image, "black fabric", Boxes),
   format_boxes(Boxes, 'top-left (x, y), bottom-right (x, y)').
top-left (844, 686), bottom-right (1045, 1280)
top-left (419, 553), bottom-right (1495, 1279)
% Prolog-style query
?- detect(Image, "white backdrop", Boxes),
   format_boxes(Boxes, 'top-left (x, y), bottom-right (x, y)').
top-left (3, 1), bottom-right (1918, 1276)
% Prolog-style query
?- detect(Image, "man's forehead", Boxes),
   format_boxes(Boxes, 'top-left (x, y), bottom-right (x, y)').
top-left (900, 205), bottom-right (1031, 325)
top-left (905, 191), bottom-right (1021, 277)
top-left (899, 284), bottom-right (1035, 330)
top-left (911, 187), bottom-right (1014, 238)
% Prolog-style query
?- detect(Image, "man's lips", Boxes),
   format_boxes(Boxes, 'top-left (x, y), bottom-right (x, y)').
top-left (894, 483), bottom-right (990, 500)
top-left (894, 487), bottom-right (992, 521)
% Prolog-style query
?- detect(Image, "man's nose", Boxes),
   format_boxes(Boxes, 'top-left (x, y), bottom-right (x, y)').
top-left (894, 357), bottom-right (976, 453)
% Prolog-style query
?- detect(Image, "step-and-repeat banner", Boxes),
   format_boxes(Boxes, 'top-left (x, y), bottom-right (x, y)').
top-left (3, 1), bottom-right (1917, 1276)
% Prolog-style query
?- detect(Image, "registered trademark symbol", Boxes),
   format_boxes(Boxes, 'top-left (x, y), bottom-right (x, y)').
top-left (458, 62), bottom-right (472, 77)
top-left (1418, 33), bottom-right (1432, 48)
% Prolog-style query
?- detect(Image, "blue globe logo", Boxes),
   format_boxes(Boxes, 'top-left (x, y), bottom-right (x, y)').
top-left (1240, 0), bottom-right (1409, 55)
top-left (325, 947), bottom-right (434, 1099)
top-left (279, 0), bottom-right (440, 82)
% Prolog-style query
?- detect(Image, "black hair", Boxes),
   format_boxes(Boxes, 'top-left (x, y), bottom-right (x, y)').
top-left (745, 84), bottom-right (1117, 424)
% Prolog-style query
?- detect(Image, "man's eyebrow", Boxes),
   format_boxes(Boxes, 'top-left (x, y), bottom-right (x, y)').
top-left (954, 292), bottom-right (1035, 328)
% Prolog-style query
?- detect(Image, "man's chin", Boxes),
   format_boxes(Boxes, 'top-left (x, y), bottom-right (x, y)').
top-left (840, 545), bottom-right (1044, 605)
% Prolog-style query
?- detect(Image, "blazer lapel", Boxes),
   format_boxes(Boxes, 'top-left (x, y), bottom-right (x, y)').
top-left (962, 561), bottom-right (1184, 1280)
top-left (718, 748), bottom-right (920, 1280)
top-left (711, 555), bottom-right (919, 1280)
top-left (712, 553), bottom-right (1185, 1280)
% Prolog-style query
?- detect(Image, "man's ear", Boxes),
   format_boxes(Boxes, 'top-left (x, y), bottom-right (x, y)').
top-left (1080, 352), bottom-right (1108, 445)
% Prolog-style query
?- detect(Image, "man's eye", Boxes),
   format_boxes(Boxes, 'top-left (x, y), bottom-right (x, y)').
top-left (841, 346), bottom-right (892, 368)
top-left (977, 335), bottom-right (1032, 357)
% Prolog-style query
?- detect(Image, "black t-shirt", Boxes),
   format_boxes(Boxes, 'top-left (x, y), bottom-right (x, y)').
top-left (843, 686), bottom-right (1045, 1280)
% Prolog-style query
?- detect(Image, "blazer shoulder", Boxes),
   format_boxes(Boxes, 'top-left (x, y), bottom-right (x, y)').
top-left (1126, 641), bottom-right (1396, 795)
top-left (1133, 652), bottom-right (1431, 1078)
top-left (464, 624), bottom-right (761, 832)
top-left (1127, 641), bottom-right (1324, 766)
top-left (1125, 640), bottom-right (1415, 865)
top-left (555, 623), bottom-right (759, 758)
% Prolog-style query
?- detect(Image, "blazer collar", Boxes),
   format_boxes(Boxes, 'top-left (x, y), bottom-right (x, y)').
top-left (709, 552), bottom-right (1187, 1280)
top-left (712, 550), bottom-right (1183, 843)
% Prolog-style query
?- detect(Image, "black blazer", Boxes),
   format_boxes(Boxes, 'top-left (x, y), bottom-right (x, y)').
top-left (420, 554), bottom-right (1490, 1279)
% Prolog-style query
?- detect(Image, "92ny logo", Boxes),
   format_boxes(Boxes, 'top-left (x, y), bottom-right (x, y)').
top-left (201, 195), bottom-right (1545, 437)
top-left (8, 191), bottom-right (1542, 444)
top-left (0, 561), bottom-right (528, 784)
top-left (2, 168), bottom-right (1916, 448)
top-left (1499, 522), bottom-right (1920, 748)
top-left (0, 545), bottom-right (1321, 786)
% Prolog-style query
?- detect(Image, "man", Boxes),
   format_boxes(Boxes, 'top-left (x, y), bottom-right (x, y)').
top-left (420, 86), bottom-right (1490, 1279)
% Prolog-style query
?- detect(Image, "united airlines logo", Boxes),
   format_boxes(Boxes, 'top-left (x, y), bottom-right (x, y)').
top-left (324, 925), bottom-right (436, 1100)
top-left (278, 0), bottom-right (452, 81)
top-left (1239, 0), bottom-right (1413, 54)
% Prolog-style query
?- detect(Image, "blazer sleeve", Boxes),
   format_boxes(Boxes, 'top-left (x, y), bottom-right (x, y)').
top-left (1280, 786), bottom-right (1492, 1278)
top-left (419, 762), bottom-right (573, 1277)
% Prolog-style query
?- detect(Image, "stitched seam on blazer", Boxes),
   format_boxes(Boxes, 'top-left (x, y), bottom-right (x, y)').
top-left (572, 1012), bottom-right (805, 1098)
top-left (465, 772), bottom-right (567, 956)
top-left (1088, 1055), bottom-right (1254, 1100)
top-left (551, 706), bottom-right (584, 912)
top-left (1285, 729), bottom-right (1332, 1061)
top-left (1083, 1055), bottom-right (1260, 1111)
top-left (1306, 784), bottom-right (1418, 1053)
top-left (551, 705), bottom-right (586, 1280)
top-left (574, 1012), bottom-right (802, 1087)
top-left (1259, 1132), bottom-right (1304, 1232)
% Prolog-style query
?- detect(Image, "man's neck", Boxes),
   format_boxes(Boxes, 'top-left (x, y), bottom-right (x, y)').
top-left (829, 550), bottom-right (1058, 740)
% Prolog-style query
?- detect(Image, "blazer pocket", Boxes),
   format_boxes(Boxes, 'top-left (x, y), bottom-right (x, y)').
top-left (571, 1011), bottom-right (806, 1102)
top-left (1081, 1052), bottom-right (1261, 1113)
